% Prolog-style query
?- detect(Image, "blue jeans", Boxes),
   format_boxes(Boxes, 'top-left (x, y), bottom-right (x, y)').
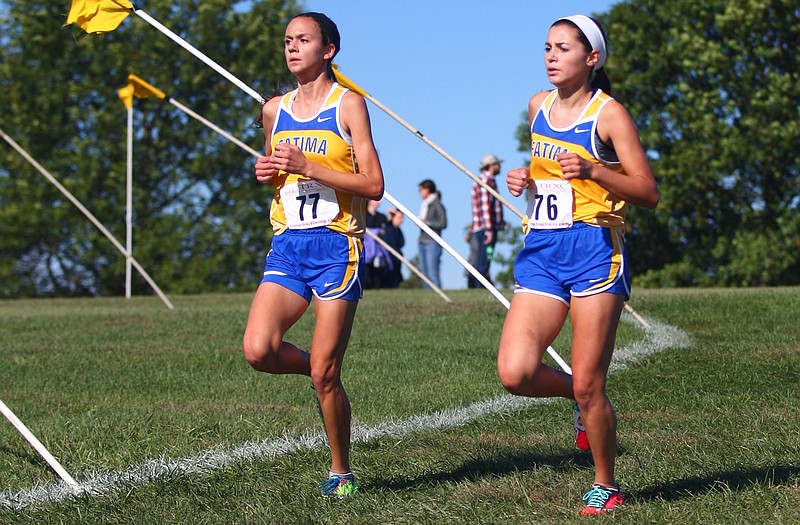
top-left (467, 229), bottom-right (495, 288)
top-left (418, 241), bottom-right (442, 289)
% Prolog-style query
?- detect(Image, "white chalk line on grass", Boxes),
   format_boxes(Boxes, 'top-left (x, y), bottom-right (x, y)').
top-left (1, 313), bottom-right (691, 511)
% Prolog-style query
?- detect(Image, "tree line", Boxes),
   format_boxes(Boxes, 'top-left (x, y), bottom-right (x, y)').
top-left (500, 0), bottom-right (799, 289)
top-left (1, 0), bottom-right (798, 299)
top-left (0, 0), bottom-right (298, 297)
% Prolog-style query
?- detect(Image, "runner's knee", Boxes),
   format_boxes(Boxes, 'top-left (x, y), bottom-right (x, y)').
top-left (242, 333), bottom-right (282, 372)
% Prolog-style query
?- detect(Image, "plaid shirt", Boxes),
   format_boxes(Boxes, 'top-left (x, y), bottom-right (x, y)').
top-left (471, 170), bottom-right (504, 232)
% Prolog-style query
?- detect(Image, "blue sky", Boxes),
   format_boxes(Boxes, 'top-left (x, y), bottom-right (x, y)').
top-left (301, 1), bottom-right (618, 289)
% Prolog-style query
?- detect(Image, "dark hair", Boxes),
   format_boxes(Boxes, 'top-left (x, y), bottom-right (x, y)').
top-left (419, 179), bottom-right (442, 200)
top-left (251, 86), bottom-right (290, 129)
top-left (292, 12), bottom-right (341, 82)
top-left (253, 13), bottom-right (340, 128)
top-left (418, 179), bottom-right (437, 193)
top-left (553, 17), bottom-right (612, 95)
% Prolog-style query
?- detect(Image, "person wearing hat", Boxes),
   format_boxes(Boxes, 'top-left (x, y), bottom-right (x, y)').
top-left (467, 154), bottom-right (506, 288)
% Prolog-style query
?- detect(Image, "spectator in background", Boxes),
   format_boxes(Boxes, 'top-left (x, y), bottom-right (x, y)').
top-left (468, 154), bottom-right (505, 288)
top-left (363, 199), bottom-right (390, 289)
top-left (365, 198), bottom-right (387, 229)
top-left (382, 208), bottom-right (405, 288)
top-left (417, 179), bottom-right (447, 289)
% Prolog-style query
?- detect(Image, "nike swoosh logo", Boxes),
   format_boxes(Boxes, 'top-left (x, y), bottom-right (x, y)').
top-left (324, 281), bottom-right (337, 287)
top-left (317, 116), bottom-right (332, 123)
top-left (575, 127), bottom-right (590, 133)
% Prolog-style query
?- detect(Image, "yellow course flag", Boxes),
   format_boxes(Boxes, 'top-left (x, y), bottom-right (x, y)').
top-left (117, 83), bottom-right (134, 109)
top-left (66, 0), bottom-right (134, 34)
top-left (127, 74), bottom-right (166, 100)
top-left (332, 65), bottom-right (367, 98)
top-left (117, 74), bottom-right (166, 109)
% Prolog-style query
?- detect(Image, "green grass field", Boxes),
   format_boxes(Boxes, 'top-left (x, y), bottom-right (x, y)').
top-left (0, 288), bottom-right (798, 524)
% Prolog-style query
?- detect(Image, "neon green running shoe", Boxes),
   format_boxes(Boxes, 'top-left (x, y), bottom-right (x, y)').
top-left (318, 473), bottom-right (359, 498)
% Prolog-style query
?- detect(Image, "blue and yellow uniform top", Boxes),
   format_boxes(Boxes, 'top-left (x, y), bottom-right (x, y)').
top-left (269, 83), bottom-right (365, 237)
top-left (529, 89), bottom-right (627, 229)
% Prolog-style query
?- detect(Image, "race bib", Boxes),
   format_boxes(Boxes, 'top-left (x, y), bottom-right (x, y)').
top-left (526, 180), bottom-right (573, 229)
top-left (280, 180), bottom-right (340, 229)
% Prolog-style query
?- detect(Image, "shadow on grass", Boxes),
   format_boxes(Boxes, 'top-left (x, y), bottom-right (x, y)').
top-left (631, 465), bottom-right (800, 502)
top-left (369, 448), bottom-right (597, 491)
top-left (0, 444), bottom-right (43, 468)
top-left (368, 449), bottom-right (798, 500)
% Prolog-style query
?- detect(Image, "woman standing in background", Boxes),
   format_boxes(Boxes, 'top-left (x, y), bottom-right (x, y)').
top-left (416, 179), bottom-right (447, 289)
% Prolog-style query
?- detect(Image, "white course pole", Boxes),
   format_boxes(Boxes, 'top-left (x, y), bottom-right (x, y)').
top-left (133, 9), bottom-right (264, 103)
top-left (0, 398), bottom-right (81, 492)
top-left (125, 105), bottom-right (133, 299)
top-left (364, 229), bottom-right (451, 303)
top-left (0, 127), bottom-right (173, 309)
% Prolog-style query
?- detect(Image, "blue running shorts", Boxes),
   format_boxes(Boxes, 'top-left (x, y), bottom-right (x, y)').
top-left (261, 227), bottom-right (364, 302)
top-left (513, 222), bottom-right (630, 306)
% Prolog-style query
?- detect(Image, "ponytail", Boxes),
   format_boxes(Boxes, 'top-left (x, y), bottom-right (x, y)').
top-left (591, 67), bottom-right (612, 95)
top-left (324, 63), bottom-right (336, 82)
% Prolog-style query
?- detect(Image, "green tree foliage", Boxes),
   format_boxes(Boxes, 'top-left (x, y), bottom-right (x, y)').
top-left (512, 0), bottom-right (800, 287)
top-left (0, 0), bottom-right (299, 297)
top-left (602, 0), bottom-right (800, 286)
top-left (492, 224), bottom-right (523, 290)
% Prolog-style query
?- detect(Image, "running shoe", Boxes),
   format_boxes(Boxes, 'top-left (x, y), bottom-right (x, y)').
top-left (572, 401), bottom-right (590, 451)
top-left (580, 484), bottom-right (624, 516)
top-left (318, 473), bottom-right (359, 498)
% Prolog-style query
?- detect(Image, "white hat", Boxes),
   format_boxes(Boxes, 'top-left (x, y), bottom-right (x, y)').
top-left (480, 154), bottom-right (503, 168)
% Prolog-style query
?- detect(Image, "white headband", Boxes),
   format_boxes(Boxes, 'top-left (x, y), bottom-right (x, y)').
top-left (558, 15), bottom-right (607, 71)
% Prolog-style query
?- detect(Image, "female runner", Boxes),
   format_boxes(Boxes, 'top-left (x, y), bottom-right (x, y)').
top-left (497, 14), bottom-right (659, 515)
top-left (244, 12), bottom-right (384, 498)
